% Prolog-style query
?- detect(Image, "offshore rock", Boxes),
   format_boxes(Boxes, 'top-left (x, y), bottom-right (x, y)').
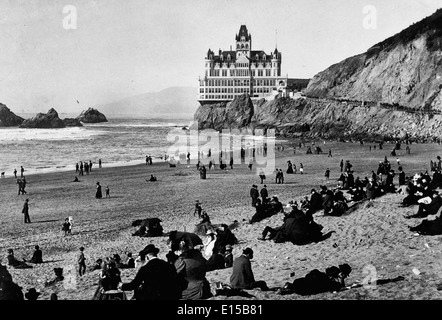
top-left (0, 104), bottom-right (24, 127)
top-left (19, 108), bottom-right (66, 128)
top-left (76, 108), bottom-right (108, 123)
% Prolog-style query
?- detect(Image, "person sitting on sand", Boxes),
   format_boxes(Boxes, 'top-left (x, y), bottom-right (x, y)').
top-left (230, 248), bottom-right (270, 291)
top-left (147, 174), bottom-right (157, 182)
top-left (93, 260), bottom-right (123, 300)
top-left (6, 249), bottom-right (32, 269)
top-left (119, 252), bottom-right (135, 269)
top-left (72, 176), bottom-right (79, 182)
top-left (120, 244), bottom-right (180, 300)
top-left (174, 241), bottom-right (212, 300)
top-left (29, 245), bottom-right (43, 264)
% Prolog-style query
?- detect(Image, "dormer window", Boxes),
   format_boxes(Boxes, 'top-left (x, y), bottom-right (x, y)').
top-left (255, 54), bottom-right (259, 60)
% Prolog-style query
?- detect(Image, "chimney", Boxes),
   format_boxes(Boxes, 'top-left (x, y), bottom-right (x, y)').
top-left (230, 45), bottom-right (232, 51)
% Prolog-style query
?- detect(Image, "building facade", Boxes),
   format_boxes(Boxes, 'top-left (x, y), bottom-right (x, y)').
top-left (198, 25), bottom-right (289, 104)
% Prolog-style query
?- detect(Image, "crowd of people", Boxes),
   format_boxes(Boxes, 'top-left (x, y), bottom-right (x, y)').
top-left (3, 139), bottom-right (442, 301)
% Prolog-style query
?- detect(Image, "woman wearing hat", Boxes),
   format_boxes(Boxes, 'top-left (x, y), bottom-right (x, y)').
top-left (174, 241), bottom-right (212, 300)
top-left (95, 182), bottom-right (102, 199)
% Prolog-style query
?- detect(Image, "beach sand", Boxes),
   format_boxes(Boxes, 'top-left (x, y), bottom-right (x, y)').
top-left (2, 140), bottom-right (442, 300)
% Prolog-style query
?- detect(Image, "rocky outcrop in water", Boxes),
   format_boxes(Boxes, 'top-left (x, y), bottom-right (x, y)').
top-left (0, 104), bottom-right (24, 127)
top-left (76, 108), bottom-right (107, 123)
top-left (19, 108), bottom-right (66, 128)
top-left (63, 118), bottom-right (83, 127)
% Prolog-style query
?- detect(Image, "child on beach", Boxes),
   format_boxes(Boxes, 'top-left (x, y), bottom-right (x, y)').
top-left (62, 218), bottom-right (71, 236)
top-left (105, 186), bottom-right (110, 198)
top-left (78, 246), bottom-right (86, 276)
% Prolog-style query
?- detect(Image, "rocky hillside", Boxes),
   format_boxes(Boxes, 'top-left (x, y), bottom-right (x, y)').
top-left (0, 104), bottom-right (24, 126)
top-left (194, 94), bottom-right (442, 141)
top-left (305, 8), bottom-right (442, 111)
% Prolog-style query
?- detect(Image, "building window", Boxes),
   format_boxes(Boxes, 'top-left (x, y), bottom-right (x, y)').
top-left (227, 54), bottom-right (231, 61)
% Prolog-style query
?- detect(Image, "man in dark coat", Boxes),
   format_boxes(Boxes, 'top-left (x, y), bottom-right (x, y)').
top-left (230, 248), bottom-right (269, 291)
top-left (120, 244), bottom-right (180, 300)
top-left (29, 245), bottom-right (43, 264)
top-left (260, 185), bottom-right (268, 203)
top-left (398, 167), bottom-right (406, 186)
top-left (22, 199), bottom-right (31, 223)
top-left (309, 189), bottom-right (323, 214)
top-left (250, 185), bottom-right (259, 207)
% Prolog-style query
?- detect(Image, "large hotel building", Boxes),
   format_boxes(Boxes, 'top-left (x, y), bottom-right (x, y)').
top-left (198, 25), bottom-right (308, 104)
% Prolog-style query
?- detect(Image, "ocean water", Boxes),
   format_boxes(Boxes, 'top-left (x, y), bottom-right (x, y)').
top-left (0, 118), bottom-right (192, 176)
top-left (0, 117), bottom-right (278, 177)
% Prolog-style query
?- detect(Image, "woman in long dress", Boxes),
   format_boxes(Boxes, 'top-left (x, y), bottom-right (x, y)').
top-left (287, 161), bottom-right (294, 174)
top-left (95, 182), bottom-right (102, 199)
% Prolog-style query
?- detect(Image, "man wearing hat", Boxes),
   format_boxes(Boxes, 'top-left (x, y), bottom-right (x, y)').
top-left (250, 185), bottom-right (259, 207)
top-left (119, 244), bottom-right (180, 300)
top-left (260, 185), bottom-right (268, 204)
top-left (230, 247), bottom-right (270, 291)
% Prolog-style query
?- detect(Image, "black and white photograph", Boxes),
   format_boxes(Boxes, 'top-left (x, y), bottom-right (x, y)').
top-left (1, 0), bottom-right (442, 313)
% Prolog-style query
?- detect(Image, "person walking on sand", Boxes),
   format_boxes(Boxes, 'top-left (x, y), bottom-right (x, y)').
top-left (79, 161), bottom-right (84, 176)
top-left (325, 168), bottom-right (330, 181)
top-left (22, 199), bottom-right (31, 223)
top-left (105, 186), bottom-right (110, 198)
top-left (340, 159), bottom-right (344, 172)
top-left (20, 166), bottom-right (24, 178)
top-left (14, 168), bottom-right (17, 178)
top-left (146, 155), bottom-right (149, 165)
top-left (328, 149), bottom-right (332, 157)
top-left (99, 158), bottom-right (102, 168)
top-left (89, 160), bottom-right (93, 172)
top-left (299, 163), bottom-right (304, 175)
top-left (78, 246), bottom-right (86, 276)
top-left (95, 182), bottom-right (102, 199)
top-left (75, 163), bottom-right (79, 173)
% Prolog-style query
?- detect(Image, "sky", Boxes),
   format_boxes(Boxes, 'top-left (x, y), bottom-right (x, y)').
top-left (0, 0), bottom-right (441, 113)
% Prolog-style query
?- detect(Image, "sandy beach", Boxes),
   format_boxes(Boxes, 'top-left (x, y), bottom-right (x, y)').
top-left (2, 140), bottom-right (442, 300)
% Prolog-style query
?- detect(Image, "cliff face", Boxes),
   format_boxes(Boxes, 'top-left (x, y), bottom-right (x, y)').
top-left (193, 94), bottom-right (254, 131)
top-left (0, 104), bottom-right (24, 126)
top-left (76, 108), bottom-right (107, 123)
top-left (194, 95), bottom-right (442, 140)
top-left (305, 9), bottom-right (442, 110)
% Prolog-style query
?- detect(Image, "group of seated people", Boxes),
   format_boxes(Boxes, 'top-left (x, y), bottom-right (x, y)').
top-left (90, 253), bottom-right (136, 273)
top-left (249, 196), bottom-right (284, 223)
top-left (258, 199), bottom-right (328, 245)
top-left (132, 218), bottom-right (163, 237)
top-left (6, 246), bottom-right (43, 269)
